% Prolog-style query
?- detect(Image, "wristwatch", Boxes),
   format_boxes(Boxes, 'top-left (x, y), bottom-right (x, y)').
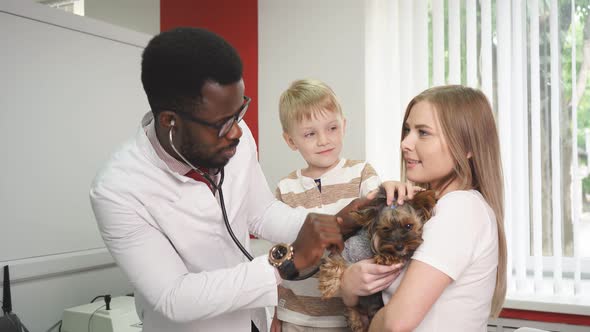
top-left (268, 243), bottom-right (300, 280)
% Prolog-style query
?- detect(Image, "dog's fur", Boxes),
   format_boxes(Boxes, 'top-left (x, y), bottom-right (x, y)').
top-left (318, 187), bottom-right (437, 332)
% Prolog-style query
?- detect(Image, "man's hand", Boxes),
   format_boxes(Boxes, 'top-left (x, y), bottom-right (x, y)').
top-left (291, 213), bottom-right (343, 271)
top-left (335, 197), bottom-right (374, 237)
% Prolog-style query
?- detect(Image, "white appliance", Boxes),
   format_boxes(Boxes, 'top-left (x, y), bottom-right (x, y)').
top-left (61, 296), bottom-right (142, 332)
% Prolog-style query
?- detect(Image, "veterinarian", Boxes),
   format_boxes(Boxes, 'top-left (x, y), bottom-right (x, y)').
top-left (89, 27), bottom-right (376, 332)
top-left (340, 86), bottom-right (507, 332)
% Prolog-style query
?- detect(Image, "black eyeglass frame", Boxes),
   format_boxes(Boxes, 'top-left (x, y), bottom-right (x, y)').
top-left (173, 96), bottom-right (251, 137)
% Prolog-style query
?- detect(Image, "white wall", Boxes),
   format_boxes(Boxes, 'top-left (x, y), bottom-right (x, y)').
top-left (258, 0), bottom-right (366, 189)
top-left (33, 0), bottom-right (160, 36)
top-left (85, 0), bottom-right (160, 36)
top-left (0, 1), bottom-right (151, 330)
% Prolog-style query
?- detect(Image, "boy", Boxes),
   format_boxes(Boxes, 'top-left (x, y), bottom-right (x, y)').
top-left (272, 79), bottom-right (381, 331)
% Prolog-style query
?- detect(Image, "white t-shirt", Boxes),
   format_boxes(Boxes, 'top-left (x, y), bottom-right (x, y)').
top-left (383, 190), bottom-right (499, 332)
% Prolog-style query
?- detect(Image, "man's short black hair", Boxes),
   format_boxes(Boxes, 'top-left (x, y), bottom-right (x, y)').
top-left (141, 27), bottom-right (243, 115)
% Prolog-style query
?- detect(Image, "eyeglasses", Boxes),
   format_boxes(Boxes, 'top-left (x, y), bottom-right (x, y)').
top-left (177, 96), bottom-right (251, 137)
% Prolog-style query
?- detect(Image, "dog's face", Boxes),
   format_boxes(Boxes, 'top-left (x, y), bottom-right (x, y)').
top-left (354, 188), bottom-right (437, 264)
top-left (371, 204), bottom-right (427, 259)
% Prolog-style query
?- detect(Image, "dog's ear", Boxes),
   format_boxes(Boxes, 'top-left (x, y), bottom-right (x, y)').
top-left (408, 190), bottom-right (437, 222)
top-left (371, 186), bottom-right (389, 208)
top-left (352, 186), bottom-right (388, 226)
top-left (351, 207), bottom-right (379, 227)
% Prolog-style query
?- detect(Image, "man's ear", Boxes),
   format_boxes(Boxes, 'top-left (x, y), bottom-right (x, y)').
top-left (158, 111), bottom-right (177, 130)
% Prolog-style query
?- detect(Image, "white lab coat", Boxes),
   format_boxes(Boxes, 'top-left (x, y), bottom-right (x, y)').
top-left (90, 113), bottom-right (306, 332)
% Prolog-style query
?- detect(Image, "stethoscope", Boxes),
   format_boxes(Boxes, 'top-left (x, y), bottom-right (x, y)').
top-left (169, 121), bottom-right (254, 261)
top-left (168, 121), bottom-right (318, 279)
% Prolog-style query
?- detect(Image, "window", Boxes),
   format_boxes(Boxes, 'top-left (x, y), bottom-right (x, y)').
top-left (366, 0), bottom-right (590, 308)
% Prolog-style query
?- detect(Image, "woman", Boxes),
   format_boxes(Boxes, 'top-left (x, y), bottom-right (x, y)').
top-left (341, 85), bottom-right (507, 331)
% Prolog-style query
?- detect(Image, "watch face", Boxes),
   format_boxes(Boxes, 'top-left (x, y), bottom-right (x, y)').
top-left (272, 245), bottom-right (288, 260)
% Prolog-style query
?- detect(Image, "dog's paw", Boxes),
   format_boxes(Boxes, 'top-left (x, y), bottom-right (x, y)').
top-left (373, 254), bottom-right (391, 265)
top-left (374, 254), bottom-right (403, 266)
top-left (318, 255), bottom-right (347, 299)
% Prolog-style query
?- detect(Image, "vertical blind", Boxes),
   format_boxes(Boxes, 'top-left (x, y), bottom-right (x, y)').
top-left (365, 0), bottom-right (589, 304)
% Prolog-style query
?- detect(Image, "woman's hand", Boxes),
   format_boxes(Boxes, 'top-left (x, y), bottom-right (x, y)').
top-left (340, 259), bottom-right (403, 306)
top-left (371, 181), bottom-right (424, 206)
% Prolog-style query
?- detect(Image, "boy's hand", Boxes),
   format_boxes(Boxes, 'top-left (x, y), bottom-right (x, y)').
top-left (335, 197), bottom-right (374, 237)
top-left (292, 213), bottom-right (343, 271)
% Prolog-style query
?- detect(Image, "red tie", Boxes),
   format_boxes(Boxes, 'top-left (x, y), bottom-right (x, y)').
top-left (185, 169), bottom-right (215, 193)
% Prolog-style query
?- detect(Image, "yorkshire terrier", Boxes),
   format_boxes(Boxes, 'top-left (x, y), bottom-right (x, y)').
top-left (318, 187), bottom-right (437, 332)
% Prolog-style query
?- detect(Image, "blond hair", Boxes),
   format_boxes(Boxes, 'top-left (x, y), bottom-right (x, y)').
top-left (279, 79), bottom-right (343, 133)
top-left (401, 85), bottom-right (507, 318)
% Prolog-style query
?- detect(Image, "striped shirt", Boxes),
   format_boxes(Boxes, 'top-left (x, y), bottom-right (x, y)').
top-left (274, 159), bottom-right (380, 328)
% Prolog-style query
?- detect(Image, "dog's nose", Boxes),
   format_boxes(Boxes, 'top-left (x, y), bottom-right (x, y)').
top-left (395, 244), bottom-right (404, 251)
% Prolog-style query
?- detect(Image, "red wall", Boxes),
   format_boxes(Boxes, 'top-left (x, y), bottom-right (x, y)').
top-left (161, 0), bottom-right (259, 144)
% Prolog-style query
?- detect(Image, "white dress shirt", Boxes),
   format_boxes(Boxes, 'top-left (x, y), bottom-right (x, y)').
top-left (90, 113), bottom-right (307, 332)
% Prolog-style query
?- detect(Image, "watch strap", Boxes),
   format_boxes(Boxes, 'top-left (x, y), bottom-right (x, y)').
top-left (277, 255), bottom-right (299, 280)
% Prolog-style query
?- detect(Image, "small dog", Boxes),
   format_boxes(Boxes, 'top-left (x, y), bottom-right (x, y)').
top-left (318, 187), bottom-right (437, 332)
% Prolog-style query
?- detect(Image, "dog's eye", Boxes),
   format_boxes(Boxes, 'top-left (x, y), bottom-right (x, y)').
top-left (404, 224), bottom-right (413, 230)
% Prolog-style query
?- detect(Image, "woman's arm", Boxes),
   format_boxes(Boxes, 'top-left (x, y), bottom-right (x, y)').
top-left (369, 260), bottom-right (451, 332)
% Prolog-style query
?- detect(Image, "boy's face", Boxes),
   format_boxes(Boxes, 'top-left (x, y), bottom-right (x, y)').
top-left (283, 110), bottom-right (346, 178)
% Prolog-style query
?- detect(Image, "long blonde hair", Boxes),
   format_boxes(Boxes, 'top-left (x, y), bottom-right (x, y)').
top-left (401, 85), bottom-right (507, 317)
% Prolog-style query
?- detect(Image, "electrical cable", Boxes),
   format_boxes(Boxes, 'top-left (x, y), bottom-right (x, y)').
top-left (86, 295), bottom-right (111, 332)
top-left (4, 314), bottom-right (18, 330)
top-left (46, 319), bottom-right (62, 332)
top-left (22, 320), bottom-right (30, 332)
top-left (89, 295), bottom-right (104, 303)
top-left (87, 304), bottom-right (106, 332)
